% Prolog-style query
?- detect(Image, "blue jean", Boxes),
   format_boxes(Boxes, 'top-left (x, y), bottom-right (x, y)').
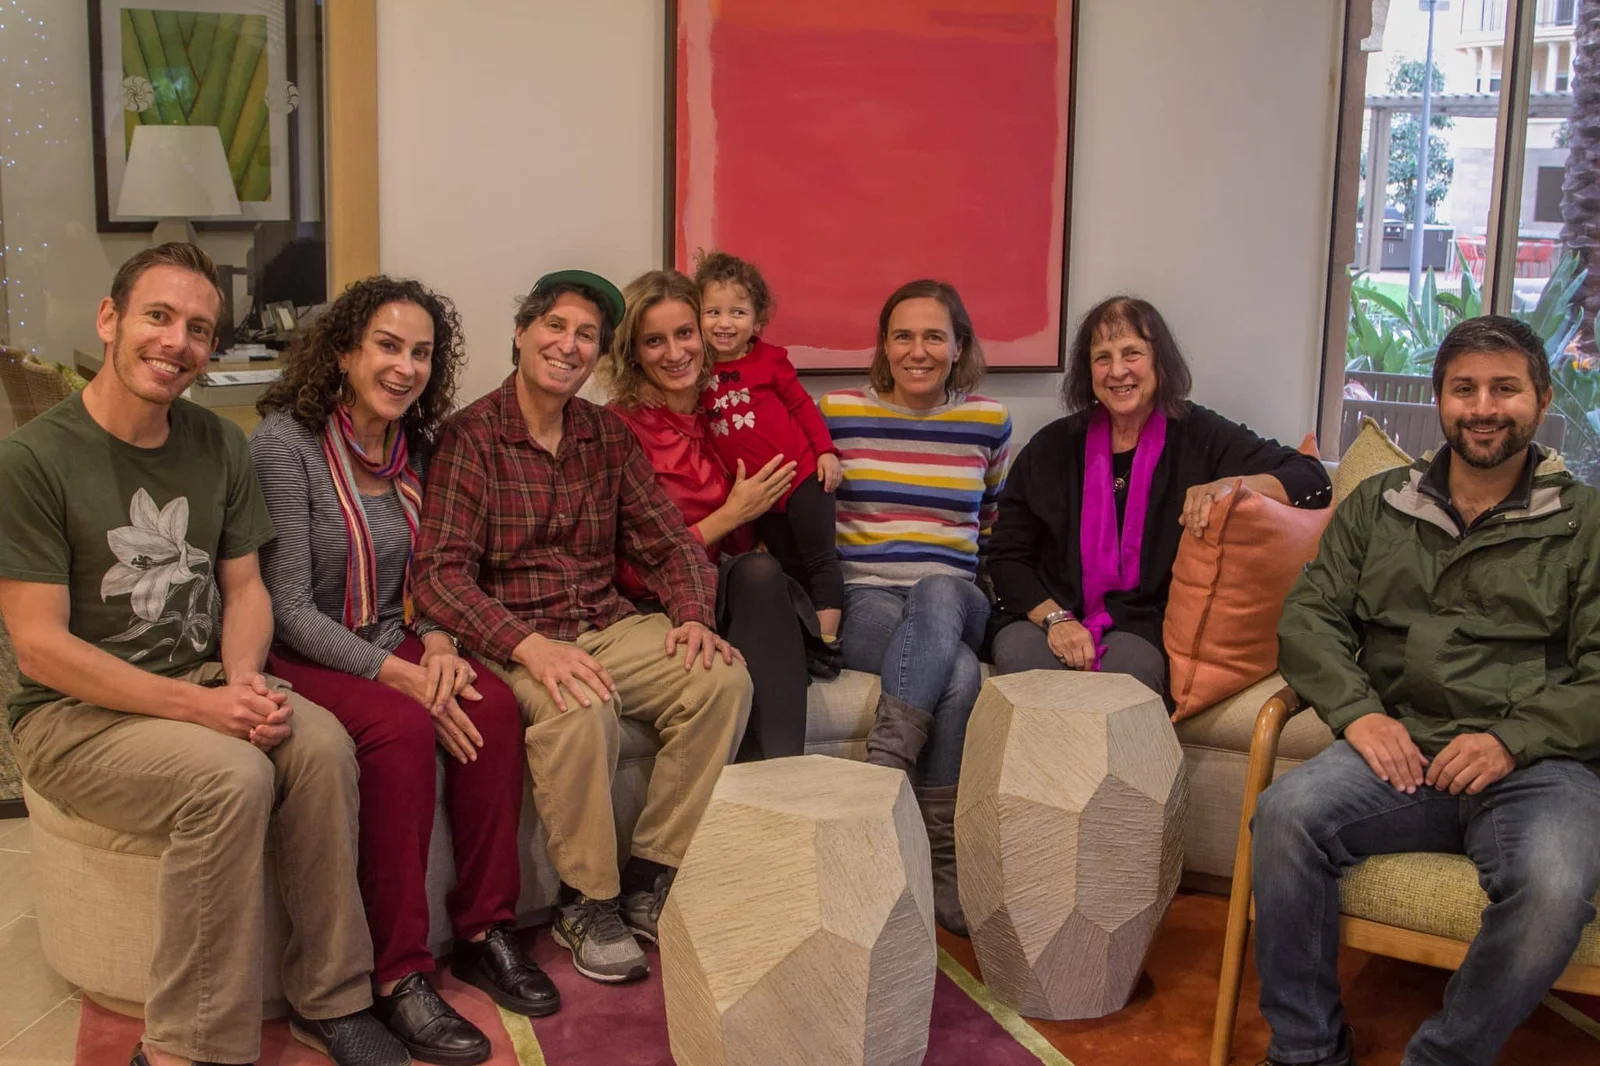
top-left (841, 576), bottom-right (990, 787)
top-left (1252, 740), bottom-right (1600, 1066)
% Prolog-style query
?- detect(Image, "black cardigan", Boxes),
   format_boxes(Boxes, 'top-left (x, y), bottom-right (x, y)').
top-left (985, 404), bottom-right (1332, 650)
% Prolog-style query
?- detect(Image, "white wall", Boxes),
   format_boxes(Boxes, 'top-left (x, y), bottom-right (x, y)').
top-left (377, 0), bottom-right (667, 405)
top-left (378, 0), bottom-right (1343, 447)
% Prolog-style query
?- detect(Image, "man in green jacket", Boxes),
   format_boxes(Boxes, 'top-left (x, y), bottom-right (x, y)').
top-left (1253, 315), bottom-right (1600, 1066)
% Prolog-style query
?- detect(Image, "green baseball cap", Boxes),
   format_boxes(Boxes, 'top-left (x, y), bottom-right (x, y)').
top-left (528, 269), bottom-right (626, 331)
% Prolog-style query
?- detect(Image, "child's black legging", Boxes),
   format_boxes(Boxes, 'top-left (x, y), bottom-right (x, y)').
top-left (756, 474), bottom-right (844, 613)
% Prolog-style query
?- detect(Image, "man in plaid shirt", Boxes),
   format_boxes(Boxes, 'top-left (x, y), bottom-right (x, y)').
top-left (416, 269), bottom-right (752, 985)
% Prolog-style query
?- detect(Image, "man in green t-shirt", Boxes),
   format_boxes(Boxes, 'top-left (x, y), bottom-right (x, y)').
top-left (0, 245), bottom-right (405, 1066)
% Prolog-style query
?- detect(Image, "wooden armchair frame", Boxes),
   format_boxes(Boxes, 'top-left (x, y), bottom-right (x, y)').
top-left (1208, 687), bottom-right (1600, 1066)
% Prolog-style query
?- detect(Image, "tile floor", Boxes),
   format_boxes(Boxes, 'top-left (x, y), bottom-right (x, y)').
top-left (0, 815), bottom-right (79, 1066)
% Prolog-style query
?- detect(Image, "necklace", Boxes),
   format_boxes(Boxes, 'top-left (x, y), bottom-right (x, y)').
top-left (1114, 475), bottom-right (1128, 494)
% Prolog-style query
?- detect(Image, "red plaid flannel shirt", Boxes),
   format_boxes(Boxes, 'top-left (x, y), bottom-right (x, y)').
top-left (415, 375), bottom-right (716, 663)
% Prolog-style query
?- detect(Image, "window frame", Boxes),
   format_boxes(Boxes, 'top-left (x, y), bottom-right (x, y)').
top-left (1318, 0), bottom-right (1549, 448)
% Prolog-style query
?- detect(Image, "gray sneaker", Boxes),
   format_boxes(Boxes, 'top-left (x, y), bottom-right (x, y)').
top-left (551, 895), bottom-right (648, 984)
top-left (621, 868), bottom-right (676, 944)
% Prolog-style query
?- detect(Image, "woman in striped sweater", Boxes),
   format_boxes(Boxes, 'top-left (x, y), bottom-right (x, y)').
top-left (819, 279), bottom-right (1012, 936)
top-left (250, 278), bottom-right (557, 1065)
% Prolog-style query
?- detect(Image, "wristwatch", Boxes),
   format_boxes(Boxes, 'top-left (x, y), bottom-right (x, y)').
top-left (1040, 608), bottom-right (1075, 631)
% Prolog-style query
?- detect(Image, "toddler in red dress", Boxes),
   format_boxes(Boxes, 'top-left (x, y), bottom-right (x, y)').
top-left (694, 251), bottom-right (844, 659)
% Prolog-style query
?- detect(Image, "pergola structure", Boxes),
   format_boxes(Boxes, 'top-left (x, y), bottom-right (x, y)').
top-left (1359, 90), bottom-right (1573, 273)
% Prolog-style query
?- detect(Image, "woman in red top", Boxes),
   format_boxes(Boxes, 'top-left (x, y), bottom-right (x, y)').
top-left (601, 269), bottom-right (813, 760)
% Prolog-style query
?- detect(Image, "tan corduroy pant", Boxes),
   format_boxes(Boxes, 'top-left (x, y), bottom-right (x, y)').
top-left (11, 662), bottom-right (373, 1064)
top-left (490, 613), bottom-right (752, 899)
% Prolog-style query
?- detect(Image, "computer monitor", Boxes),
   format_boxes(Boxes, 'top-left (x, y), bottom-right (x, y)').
top-left (247, 223), bottom-right (327, 311)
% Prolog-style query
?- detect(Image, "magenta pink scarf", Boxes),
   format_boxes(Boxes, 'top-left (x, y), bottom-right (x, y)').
top-left (1078, 407), bottom-right (1167, 669)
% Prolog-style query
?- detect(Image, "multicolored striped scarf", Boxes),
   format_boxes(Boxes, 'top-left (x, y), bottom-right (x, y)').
top-left (319, 406), bottom-right (423, 629)
top-left (1078, 406), bottom-right (1167, 670)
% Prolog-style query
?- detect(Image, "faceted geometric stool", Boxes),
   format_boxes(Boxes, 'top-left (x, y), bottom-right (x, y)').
top-left (660, 755), bottom-right (937, 1066)
top-left (956, 671), bottom-right (1188, 1020)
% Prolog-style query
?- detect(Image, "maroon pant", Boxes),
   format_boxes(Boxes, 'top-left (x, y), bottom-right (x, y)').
top-left (268, 635), bottom-right (525, 983)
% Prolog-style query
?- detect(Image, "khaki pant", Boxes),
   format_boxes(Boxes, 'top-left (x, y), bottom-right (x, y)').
top-left (491, 613), bottom-right (752, 899)
top-left (11, 662), bottom-right (372, 1064)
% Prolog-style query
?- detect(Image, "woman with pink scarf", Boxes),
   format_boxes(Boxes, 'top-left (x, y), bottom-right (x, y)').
top-left (986, 296), bottom-right (1331, 695)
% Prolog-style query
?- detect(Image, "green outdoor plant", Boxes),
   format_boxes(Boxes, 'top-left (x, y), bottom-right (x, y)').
top-left (1345, 293), bottom-right (1414, 374)
top-left (1345, 251), bottom-right (1600, 480)
top-left (1347, 262), bottom-right (1481, 375)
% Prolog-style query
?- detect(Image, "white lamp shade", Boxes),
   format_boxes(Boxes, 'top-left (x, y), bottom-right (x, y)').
top-left (116, 124), bottom-right (242, 219)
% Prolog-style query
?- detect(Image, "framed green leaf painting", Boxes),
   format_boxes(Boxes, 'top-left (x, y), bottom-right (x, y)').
top-left (89, 0), bottom-right (301, 232)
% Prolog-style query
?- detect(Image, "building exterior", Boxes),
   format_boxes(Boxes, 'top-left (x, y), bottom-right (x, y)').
top-left (1455, 0), bottom-right (1576, 95)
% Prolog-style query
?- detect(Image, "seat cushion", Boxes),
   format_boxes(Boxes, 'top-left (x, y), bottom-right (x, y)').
top-left (1172, 673), bottom-right (1335, 761)
top-left (805, 669), bottom-right (879, 746)
top-left (1332, 416), bottom-right (1412, 503)
top-left (1340, 852), bottom-right (1600, 967)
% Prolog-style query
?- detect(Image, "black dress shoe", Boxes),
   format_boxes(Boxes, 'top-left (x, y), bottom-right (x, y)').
top-left (450, 924), bottom-right (561, 1017)
top-left (131, 1042), bottom-right (253, 1066)
top-left (370, 973), bottom-right (489, 1066)
top-left (288, 1008), bottom-right (410, 1066)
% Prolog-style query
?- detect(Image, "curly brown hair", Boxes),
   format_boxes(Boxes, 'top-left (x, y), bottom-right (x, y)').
top-left (256, 276), bottom-right (466, 453)
top-left (691, 249), bottom-right (774, 329)
top-left (601, 270), bottom-right (712, 408)
top-left (868, 279), bottom-right (987, 399)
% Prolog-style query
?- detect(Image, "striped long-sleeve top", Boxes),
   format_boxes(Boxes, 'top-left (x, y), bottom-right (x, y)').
top-left (819, 387), bottom-right (1012, 587)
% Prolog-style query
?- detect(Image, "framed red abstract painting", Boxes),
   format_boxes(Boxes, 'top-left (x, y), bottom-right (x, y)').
top-left (667, 0), bottom-right (1076, 373)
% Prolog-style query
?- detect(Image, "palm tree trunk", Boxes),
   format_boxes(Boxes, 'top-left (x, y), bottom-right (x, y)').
top-left (1561, 0), bottom-right (1600, 351)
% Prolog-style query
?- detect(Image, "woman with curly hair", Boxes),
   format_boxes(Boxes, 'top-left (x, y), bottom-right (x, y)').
top-left (601, 269), bottom-right (812, 761)
top-left (250, 277), bottom-right (557, 1065)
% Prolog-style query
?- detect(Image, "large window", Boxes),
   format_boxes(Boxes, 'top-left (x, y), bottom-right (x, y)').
top-left (1328, 0), bottom-right (1600, 488)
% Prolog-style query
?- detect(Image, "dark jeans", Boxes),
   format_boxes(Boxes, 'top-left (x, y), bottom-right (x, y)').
top-left (989, 618), bottom-right (1168, 699)
top-left (1252, 740), bottom-right (1600, 1066)
top-left (841, 575), bottom-right (989, 787)
top-left (758, 475), bottom-right (844, 612)
top-left (719, 552), bottom-right (809, 761)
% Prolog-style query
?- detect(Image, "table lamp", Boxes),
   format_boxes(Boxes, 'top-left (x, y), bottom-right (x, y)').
top-left (116, 124), bottom-right (242, 244)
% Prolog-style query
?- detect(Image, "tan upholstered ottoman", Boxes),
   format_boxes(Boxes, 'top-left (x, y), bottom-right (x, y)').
top-left (23, 782), bottom-right (294, 1017)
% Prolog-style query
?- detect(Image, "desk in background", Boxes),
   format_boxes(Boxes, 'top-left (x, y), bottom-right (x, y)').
top-left (74, 349), bottom-right (282, 435)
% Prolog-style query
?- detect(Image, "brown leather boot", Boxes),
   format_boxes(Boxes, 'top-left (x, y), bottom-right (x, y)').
top-left (863, 692), bottom-right (933, 773)
top-left (915, 783), bottom-right (967, 936)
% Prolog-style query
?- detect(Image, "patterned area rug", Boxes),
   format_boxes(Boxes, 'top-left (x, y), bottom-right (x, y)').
top-left (75, 935), bottom-right (1050, 1066)
top-left (73, 893), bottom-right (1600, 1064)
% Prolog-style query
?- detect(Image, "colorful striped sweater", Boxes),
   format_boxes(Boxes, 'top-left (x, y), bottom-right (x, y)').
top-left (819, 387), bottom-right (1012, 587)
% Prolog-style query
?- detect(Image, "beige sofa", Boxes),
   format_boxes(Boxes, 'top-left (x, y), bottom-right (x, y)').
top-left (24, 663), bottom-right (1333, 1014)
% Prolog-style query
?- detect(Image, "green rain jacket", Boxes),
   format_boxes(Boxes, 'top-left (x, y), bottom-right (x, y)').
top-left (1278, 446), bottom-right (1600, 772)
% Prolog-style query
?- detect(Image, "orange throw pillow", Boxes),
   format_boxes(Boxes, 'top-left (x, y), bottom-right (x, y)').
top-left (1163, 466), bottom-right (1333, 722)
